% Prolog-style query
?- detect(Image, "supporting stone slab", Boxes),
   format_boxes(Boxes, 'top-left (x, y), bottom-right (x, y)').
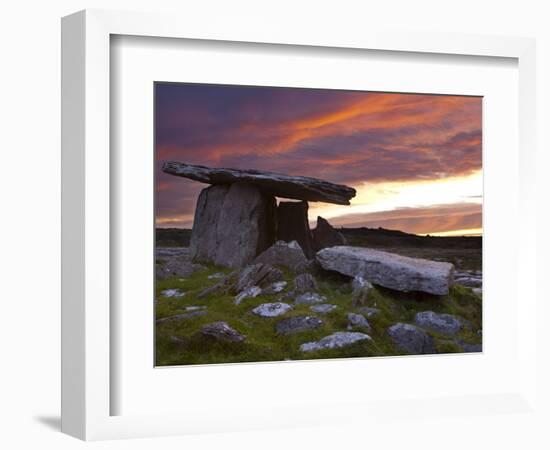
top-left (190, 182), bottom-right (277, 268)
top-left (276, 201), bottom-right (314, 258)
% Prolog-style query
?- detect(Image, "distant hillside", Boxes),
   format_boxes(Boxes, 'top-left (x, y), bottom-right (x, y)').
top-left (156, 226), bottom-right (482, 250)
top-left (340, 227), bottom-right (482, 250)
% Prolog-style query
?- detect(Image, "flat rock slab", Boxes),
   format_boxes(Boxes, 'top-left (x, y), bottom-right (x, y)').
top-left (387, 323), bottom-right (435, 354)
top-left (276, 315), bottom-right (323, 335)
top-left (201, 321), bottom-right (245, 343)
top-left (414, 311), bottom-right (464, 336)
top-left (295, 292), bottom-right (327, 305)
top-left (300, 332), bottom-right (372, 352)
top-left (252, 302), bottom-right (293, 318)
top-left (310, 304), bottom-right (338, 314)
top-left (316, 246), bottom-right (454, 295)
top-left (163, 161), bottom-right (356, 205)
top-left (156, 247), bottom-right (206, 280)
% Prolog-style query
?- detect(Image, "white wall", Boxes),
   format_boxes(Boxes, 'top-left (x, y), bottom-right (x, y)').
top-left (0, 1), bottom-right (548, 449)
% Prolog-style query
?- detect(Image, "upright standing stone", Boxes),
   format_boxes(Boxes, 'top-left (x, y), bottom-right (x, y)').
top-left (277, 201), bottom-right (314, 258)
top-left (190, 182), bottom-right (277, 268)
top-left (312, 216), bottom-right (347, 251)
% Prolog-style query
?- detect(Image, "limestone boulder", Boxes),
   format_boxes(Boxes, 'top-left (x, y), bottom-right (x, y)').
top-left (190, 182), bottom-right (277, 268)
top-left (387, 323), bottom-right (435, 354)
top-left (253, 240), bottom-right (308, 272)
top-left (300, 332), bottom-right (372, 352)
top-left (316, 246), bottom-right (454, 295)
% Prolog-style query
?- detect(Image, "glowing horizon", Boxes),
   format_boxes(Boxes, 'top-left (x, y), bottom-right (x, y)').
top-left (155, 83), bottom-right (482, 236)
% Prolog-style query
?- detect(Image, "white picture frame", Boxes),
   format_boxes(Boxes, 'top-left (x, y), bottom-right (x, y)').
top-left (61, 9), bottom-right (538, 441)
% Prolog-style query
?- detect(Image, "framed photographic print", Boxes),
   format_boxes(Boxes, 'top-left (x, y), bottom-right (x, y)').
top-left (62, 9), bottom-right (538, 441)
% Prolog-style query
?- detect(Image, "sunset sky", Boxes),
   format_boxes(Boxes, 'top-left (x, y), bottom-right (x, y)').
top-left (155, 83), bottom-right (482, 236)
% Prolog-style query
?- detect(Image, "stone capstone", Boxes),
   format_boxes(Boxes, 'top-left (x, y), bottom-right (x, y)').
top-left (162, 161), bottom-right (356, 205)
top-left (316, 246), bottom-right (454, 295)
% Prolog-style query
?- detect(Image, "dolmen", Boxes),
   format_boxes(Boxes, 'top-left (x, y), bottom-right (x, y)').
top-left (162, 161), bottom-right (356, 268)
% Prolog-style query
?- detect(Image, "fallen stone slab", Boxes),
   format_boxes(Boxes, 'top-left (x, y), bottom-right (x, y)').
top-left (387, 323), bottom-right (435, 354)
top-left (414, 311), bottom-right (464, 336)
top-left (190, 183), bottom-right (277, 268)
top-left (201, 321), bottom-right (245, 343)
top-left (316, 246), bottom-right (454, 295)
top-left (347, 312), bottom-right (371, 331)
top-left (300, 332), bottom-right (372, 352)
top-left (253, 240), bottom-right (308, 272)
top-left (295, 292), bottom-right (326, 305)
top-left (162, 161), bottom-right (357, 205)
top-left (252, 302), bottom-right (293, 318)
top-left (310, 304), bottom-right (338, 314)
top-left (276, 315), bottom-right (323, 335)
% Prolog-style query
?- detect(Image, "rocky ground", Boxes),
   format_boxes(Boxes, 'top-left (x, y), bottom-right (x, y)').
top-left (155, 244), bottom-right (482, 366)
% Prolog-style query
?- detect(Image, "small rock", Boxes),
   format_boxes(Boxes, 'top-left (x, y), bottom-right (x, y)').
top-left (295, 292), bottom-right (326, 305)
top-left (233, 263), bottom-right (283, 293)
top-left (454, 276), bottom-right (482, 288)
top-left (414, 311), bottom-right (463, 336)
top-left (234, 285), bottom-right (262, 305)
top-left (294, 273), bottom-right (318, 294)
top-left (201, 321), bottom-right (245, 343)
top-left (310, 304), bottom-right (338, 314)
top-left (252, 302), bottom-right (293, 318)
top-left (184, 305), bottom-right (207, 312)
top-left (208, 272), bottom-right (225, 280)
top-left (263, 281), bottom-right (288, 295)
top-left (347, 312), bottom-right (371, 331)
top-left (357, 307), bottom-right (381, 318)
top-left (276, 315), bottom-right (323, 335)
top-left (387, 323), bottom-right (435, 354)
top-left (300, 332), bottom-right (372, 352)
top-left (160, 288), bottom-right (186, 298)
top-left (156, 310), bottom-right (207, 324)
top-left (472, 288), bottom-right (482, 296)
top-left (351, 276), bottom-right (373, 306)
top-left (253, 240), bottom-right (309, 272)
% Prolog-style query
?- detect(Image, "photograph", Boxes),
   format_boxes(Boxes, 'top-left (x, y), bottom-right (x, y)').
top-left (154, 82), bottom-right (483, 366)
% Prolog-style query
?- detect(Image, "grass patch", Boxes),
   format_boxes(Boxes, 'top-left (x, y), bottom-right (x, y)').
top-left (155, 264), bottom-right (482, 366)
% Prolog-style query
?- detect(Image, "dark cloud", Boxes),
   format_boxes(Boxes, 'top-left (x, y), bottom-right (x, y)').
top-left (155, 83), bottom-right (482, 233)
